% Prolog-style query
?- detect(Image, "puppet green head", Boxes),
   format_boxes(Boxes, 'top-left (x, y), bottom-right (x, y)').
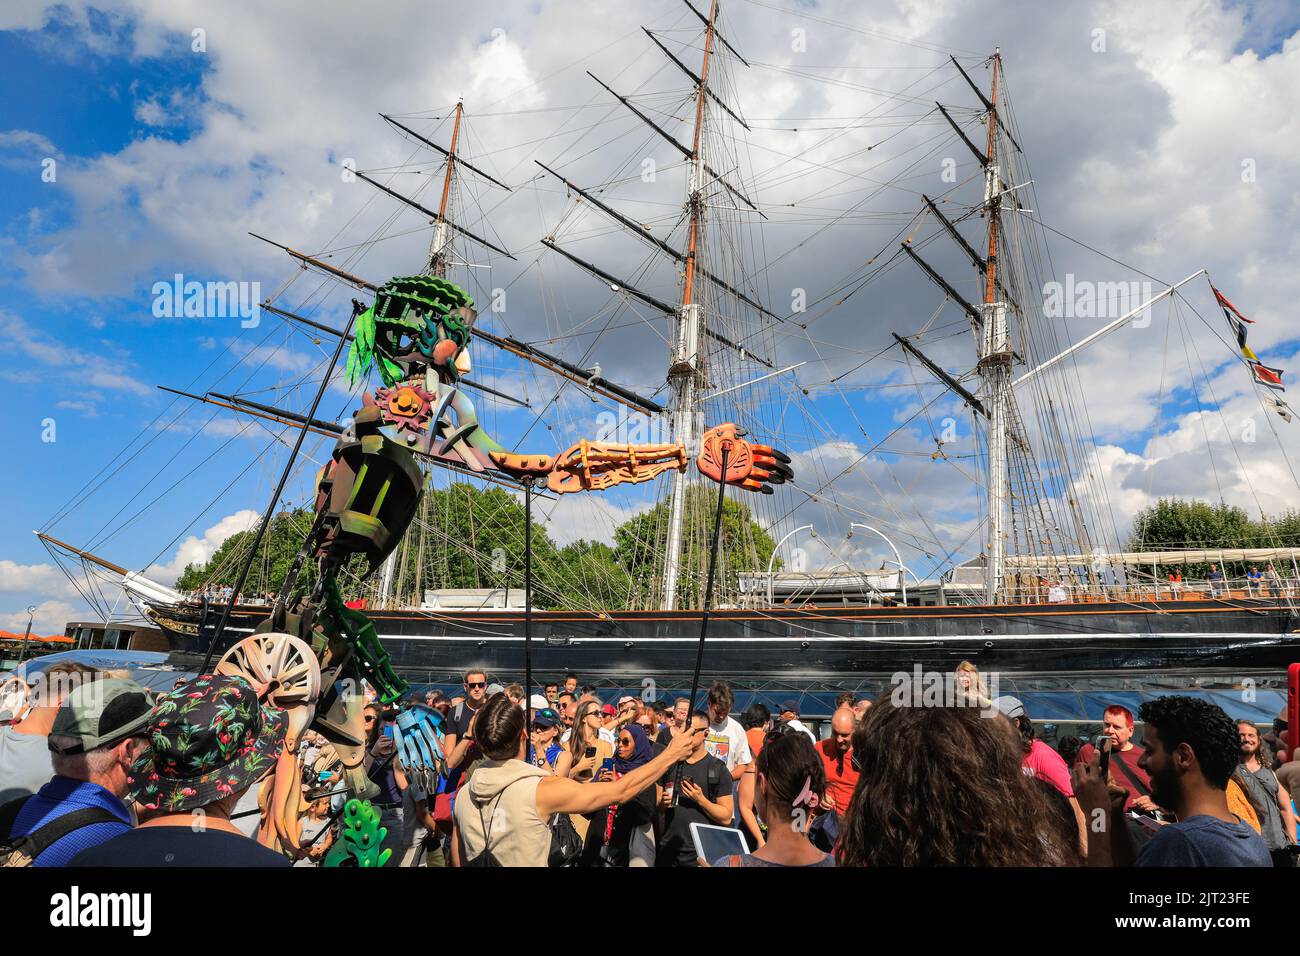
top-left (346, 275), bottom-right (475, 389)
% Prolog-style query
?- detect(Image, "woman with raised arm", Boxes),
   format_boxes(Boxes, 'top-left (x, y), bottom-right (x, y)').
top-left (452, 693), bottom-right (698, 866)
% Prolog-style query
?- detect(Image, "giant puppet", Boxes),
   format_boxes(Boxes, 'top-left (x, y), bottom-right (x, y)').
top-left (213, 275), bottom-right (792, 863)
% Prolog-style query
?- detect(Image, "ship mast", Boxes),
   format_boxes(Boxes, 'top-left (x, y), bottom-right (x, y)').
top-left (534, 1), bottom-right (760, 609)
top-left (977, 49), bottom-right (1012, 605)
top-left (429, 100), bottom-right (463, 277)
top-left (661, 0), bottom-right (719, 610)
top-left (381, 100), bottom-right (463, 608)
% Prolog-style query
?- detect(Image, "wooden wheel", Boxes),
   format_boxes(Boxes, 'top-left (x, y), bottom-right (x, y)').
top-left (216, 631), bottom-right (321, 712)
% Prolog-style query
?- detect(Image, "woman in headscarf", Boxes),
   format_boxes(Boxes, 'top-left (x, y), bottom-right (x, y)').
top-left (582, 723), bottom-right (658, 866)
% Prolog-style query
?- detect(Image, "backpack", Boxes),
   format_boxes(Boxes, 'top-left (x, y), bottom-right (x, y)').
top-left (464, 785), bottom-right (511, 868)
top-left (547, 810), bottom-right (583, 867)
top-left (0, 797), bottom-right (121, 868)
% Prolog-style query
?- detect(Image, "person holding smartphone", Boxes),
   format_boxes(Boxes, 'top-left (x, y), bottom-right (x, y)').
top-left (581, 723), bottom-right (658, 866)
top-left (1076, 705), bottom-right (1156, 814)
top-left (551, 699), bottom-right (614, 843)
top-left (452, 694), bottom-right (698, 867)
top-left (655, 711), bottom-right (734, 867)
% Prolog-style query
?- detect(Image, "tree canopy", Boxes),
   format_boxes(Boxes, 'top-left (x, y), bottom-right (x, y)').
top-left (176, 508), bottom-right (322, 597)
top-left (1128, 497), bottom-right (1300, 575)
top-left (173, 481), bottom-right (776, 610)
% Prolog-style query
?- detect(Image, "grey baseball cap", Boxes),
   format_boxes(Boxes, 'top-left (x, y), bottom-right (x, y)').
top-left (992, 695), bottom-right (1025, 720)
top-left (49, 677), bottom-right (154, 754)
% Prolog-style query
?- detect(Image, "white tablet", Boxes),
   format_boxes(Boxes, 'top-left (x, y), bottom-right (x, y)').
top-left (689, 822), bottom-right (750, 865)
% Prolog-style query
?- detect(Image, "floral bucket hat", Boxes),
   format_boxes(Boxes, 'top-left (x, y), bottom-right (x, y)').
top-left (128, 674), bottom-right (287, 814)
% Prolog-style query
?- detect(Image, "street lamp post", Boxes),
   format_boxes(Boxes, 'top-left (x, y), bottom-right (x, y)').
top-left (17, 605), bottom-right (37, 665)
top-left (767, 525), bottom-right (815, 606)
top-left (848, 523), bottom-right (907, 606)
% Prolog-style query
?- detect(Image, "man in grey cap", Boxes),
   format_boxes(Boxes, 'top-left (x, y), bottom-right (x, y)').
top-left (0, 676), bottom-right (153, 866)
top-left (994, 694), bottom-right (1088, 856)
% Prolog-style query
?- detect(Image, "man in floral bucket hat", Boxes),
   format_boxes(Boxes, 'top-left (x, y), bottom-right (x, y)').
top-left (70, 674), bottom-right (291, 867)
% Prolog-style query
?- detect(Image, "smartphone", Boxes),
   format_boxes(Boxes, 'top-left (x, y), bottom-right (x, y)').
top-left (584, 745), bottom-right (597, 758)
top-left (1096, 734), bottom-right (1112, 778)
top-left (1130, 812), bottom-right (1164, 833)
top-left (597, 757), bottom-right (616, 776)
top-left (689, 822), bottom-right (749, 866)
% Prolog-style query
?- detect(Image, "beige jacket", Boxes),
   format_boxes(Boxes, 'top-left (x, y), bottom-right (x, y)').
top-left (455, 759), bottom-right (551, 867)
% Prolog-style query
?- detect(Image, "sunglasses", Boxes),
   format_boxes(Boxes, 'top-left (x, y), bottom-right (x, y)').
top-left (466, 682), bottom-right (486, 689)
top-left (619, 737), bottom-right (634, 746)
top-left (364, 716), bottom-right (377, 724)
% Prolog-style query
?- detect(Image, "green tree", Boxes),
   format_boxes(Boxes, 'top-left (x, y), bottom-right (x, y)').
top-left (1129, 499), bottom-right (1258, 551)
top-left (547, 539), bottom-right (635, 610)
top-left (1128, 498), bottom-right (1299, 578)
top-left (387, 483), bottom-right (636, 610)
top-left (176, 507), bottom-right (323, 597)
top-left (613, 484), bottom-right (778, 609)
top-left (178, 482), bottom-right (779, 612)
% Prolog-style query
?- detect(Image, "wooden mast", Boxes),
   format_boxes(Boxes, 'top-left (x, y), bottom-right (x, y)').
top-left (982, 53), bottom-right (1000, 306)
top-left (662, 0), bottom-right (719, 610)
top-left (35, 532), bottom-right (129, 576)
top-left (680, 3), bottom-right (716, 310)
top-left (401, 101), bottom-right (464, 607)
top-left (430, 100), bottom-right (463, 277)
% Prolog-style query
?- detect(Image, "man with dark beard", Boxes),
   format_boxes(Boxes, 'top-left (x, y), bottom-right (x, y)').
top-left (1237, 720), bottom-right (1297, 867)
top-left (1075, 696), bottom-right (1271, 867)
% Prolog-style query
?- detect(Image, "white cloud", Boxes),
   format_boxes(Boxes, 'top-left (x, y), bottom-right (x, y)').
top-left (133, 97), bottom-right (169, 126)
top-left (0, 129), bottom-right (58, 156)
top-left (538, 491), bottom-right (653, 548)
top-left (1, 600), bottom-right (80, 636)
top-left (145, 508), bottom-right (260, 584)
top-left (0, 309), bottom-right (151, 413)
top-left (0, 559), bottom-right (80, 598)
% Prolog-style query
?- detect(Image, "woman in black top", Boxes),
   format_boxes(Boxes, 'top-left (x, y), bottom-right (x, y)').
top-left (582, 724), bottom-right (657, 866)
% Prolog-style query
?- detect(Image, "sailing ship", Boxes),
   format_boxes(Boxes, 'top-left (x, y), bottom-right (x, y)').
top-left (33, 2), bottom-right (1300, 691)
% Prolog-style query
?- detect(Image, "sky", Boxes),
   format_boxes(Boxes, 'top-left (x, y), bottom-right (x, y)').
top-left (2, 0), bottom-right (1299, 634)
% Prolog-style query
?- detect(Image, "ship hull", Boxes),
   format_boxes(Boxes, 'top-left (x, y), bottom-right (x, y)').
top-left (154, 598), bottom-right (1300, 684)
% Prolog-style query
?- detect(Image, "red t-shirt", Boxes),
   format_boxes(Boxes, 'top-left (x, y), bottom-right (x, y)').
top-left (815, 738), bottom-right (860, 813)
top-left (1023, 739), bottom-right (1074, 798)
top-left (1077, 742), bottom-right (1150, 811)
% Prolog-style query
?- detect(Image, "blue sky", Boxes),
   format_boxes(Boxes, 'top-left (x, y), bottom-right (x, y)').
top-left (2, 0), bottom-right (1299, 634)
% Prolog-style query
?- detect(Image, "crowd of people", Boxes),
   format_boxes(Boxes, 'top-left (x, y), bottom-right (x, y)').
top-left (0, 659), bottom-right (1296, 868)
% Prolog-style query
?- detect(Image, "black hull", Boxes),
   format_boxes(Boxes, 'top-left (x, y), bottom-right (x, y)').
top-left (155, 599), bottom-right (1300, 685)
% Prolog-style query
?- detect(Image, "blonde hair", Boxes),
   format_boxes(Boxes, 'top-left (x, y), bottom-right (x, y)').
top-left (954, 661), bottom-right (992, 708)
